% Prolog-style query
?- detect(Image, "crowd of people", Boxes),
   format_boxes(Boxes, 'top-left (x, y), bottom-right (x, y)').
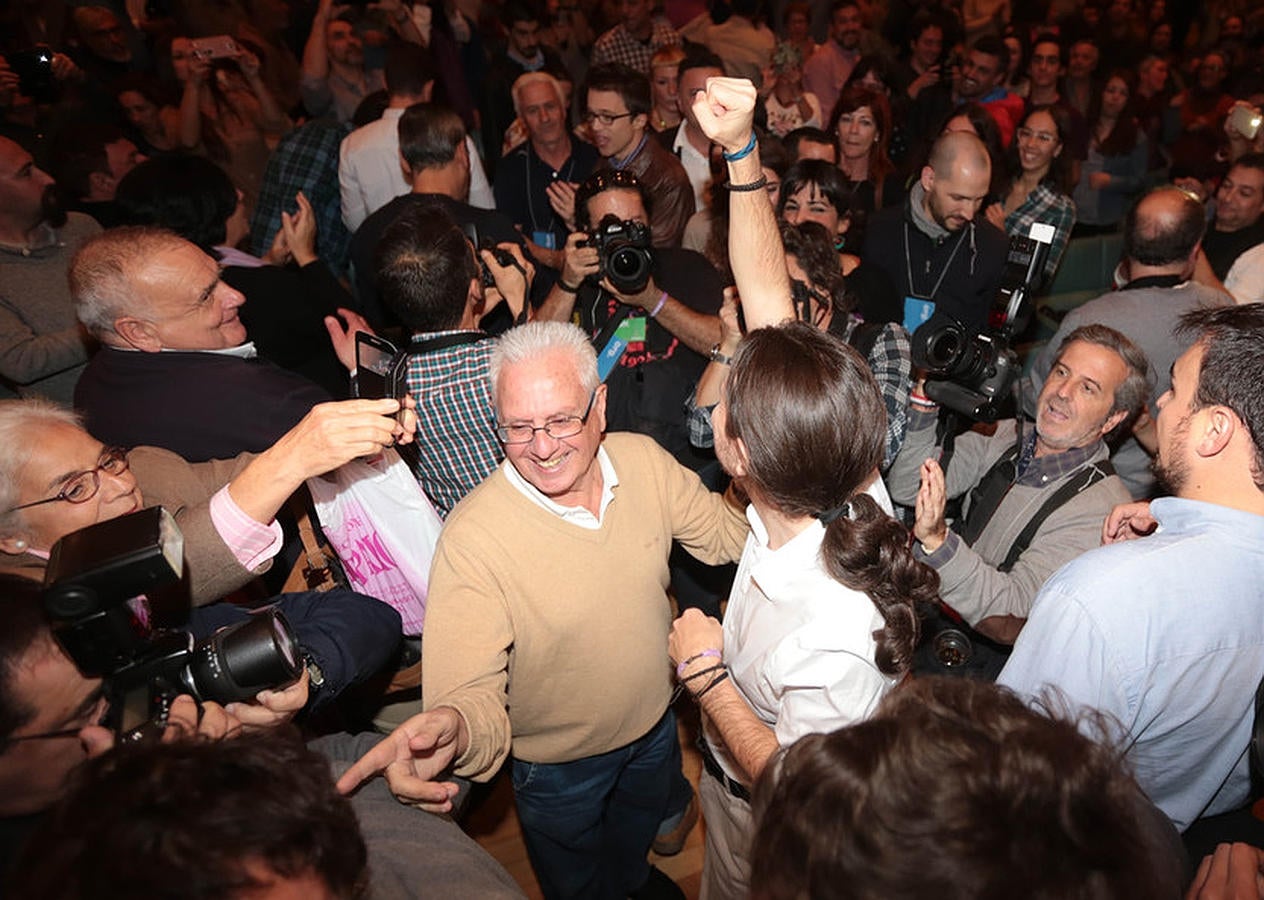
top-left (2, 0), bottom-right (1264, 897)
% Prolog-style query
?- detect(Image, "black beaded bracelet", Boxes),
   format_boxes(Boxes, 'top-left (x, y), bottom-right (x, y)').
top-left (724, 174), bottom-right (768, 193)
top-left (556, 279), bottom-right (580, 293)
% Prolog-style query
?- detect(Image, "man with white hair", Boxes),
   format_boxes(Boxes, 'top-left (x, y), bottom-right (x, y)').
top-left (340, 320), bottom-right (748, 900)
top-left (493, 71), bottom-right (599, 270)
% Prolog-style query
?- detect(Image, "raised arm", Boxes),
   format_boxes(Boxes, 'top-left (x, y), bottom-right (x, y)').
top-left (692, 77), bottom-right (793, 328)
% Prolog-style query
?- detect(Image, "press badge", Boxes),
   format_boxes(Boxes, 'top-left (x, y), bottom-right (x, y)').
top-left (904, 297), bottom-right (936, 333)
top-left (615, 315), bottom-right (647, 344)
top-left (532, 231), bottom-right (557, 250)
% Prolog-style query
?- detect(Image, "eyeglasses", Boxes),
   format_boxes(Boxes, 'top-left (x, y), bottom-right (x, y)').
top-left (1017, 127), bottom-right (1058, 145)
top-left (497, 392), bottom-right (596, 444)
top-left (9, 690), bottom-right (113, 743)
top-left (584, 110), bottom-right (634, 127)
top-left (7, 447), bottom-right (131, 513)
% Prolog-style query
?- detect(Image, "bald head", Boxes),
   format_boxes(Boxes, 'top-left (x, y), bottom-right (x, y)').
top-left (1124, 185), bottom-right (1206, 271)
top-left (920, 131), bottom-right (992, 232)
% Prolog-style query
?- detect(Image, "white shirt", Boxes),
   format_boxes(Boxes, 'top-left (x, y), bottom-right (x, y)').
top-left (502, 446), bottom-right (618, 529)
top-left (671, 126), bottom-right (713, 215)
top-left (339, 108), bottom-right (495, 231)
top-left (1224, 242), bottom-right (1264, 304)
top-left (710, 478), bottom-right (896, 784)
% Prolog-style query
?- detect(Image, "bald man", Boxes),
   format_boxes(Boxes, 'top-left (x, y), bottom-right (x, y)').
top-left (1028, 185), bottom-right (1232, 498)
top-left (862, 130), bottom-right (1009, 330)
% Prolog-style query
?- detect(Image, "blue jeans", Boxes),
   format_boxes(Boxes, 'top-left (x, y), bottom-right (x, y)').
top-left (511, 708), bottom-right (679, 900)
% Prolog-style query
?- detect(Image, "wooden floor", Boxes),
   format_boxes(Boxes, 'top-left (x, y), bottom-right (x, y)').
top-left (465, 698), bottom-right (708, 899)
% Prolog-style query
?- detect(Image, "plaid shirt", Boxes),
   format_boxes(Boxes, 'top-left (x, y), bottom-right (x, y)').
top-left (685, 318), bottom-right (912, 469)
top-left (404, 331), bottom-right (502, 517)
top-left (249, 118), bottom-right (353, 278)
top-left (1003, 182), bottom-right (1076, 282)
top-left (591, 21), bottom-right (680, 74)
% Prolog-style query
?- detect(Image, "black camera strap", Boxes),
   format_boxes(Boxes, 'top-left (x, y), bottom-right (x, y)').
top-left (953, 443), bottom-right (1021, 547)
top-left (996, 459), bottom-right (1114, 572)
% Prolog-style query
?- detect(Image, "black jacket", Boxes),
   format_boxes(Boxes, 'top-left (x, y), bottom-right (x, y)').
top-left (862, 199), bottom-right (1009, 331)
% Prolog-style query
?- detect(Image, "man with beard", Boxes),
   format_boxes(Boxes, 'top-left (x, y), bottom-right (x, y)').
top-left (0, 136), bottom-right (98, 403)
top-left (886, 325), bottom-right (1143, 646)
top-left (861, 130), bottom-right (1008, 331)
top-left (999, 304), bottom-right (1264, 833)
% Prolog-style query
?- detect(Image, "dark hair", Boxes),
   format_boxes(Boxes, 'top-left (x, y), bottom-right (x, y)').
top-left (574, 169), bottom-right (653, 230)
top-left (907, 10), bottom-right (945, 47)
top-left (1001, 26), bottom-right (1030, 85)
top-left (351, 89), bottom-right (390, 128)
top-left (503, 0), bottom-right (541, 26)
top-left (780, 220), bottom-right (850, 316)
top-left (1123, 185), bottom-right (1206, 266)
top-left (1088, 69), bottom-right (1141, 157)
top-left (1231, 152), bottom-right (1264, 180)
top-left (782, 1), bottom-right (811, 26)
top-left (584, 62), bottom-right (652, 118)
top-left (782, 125), bottom-right (836, 161)
top-left (398, 103), bottom-right (465, 172)
top-left (1005, 104), bottom-right (1074, 195)
top-left (114, 155), bottom-right (237, 254)
top-left (12, 730), bottom-right (369, 899)
top-left (374, 204), bottom-right (477, 333)
top-left (972, 33), bottom-right (1010, 75)
top-left (827, 84), bottom-right (895, 188)
top-left (779, 158), bottom-right (853, 215)
top-left (842, 54), bottom-right (895, 94)
top-left (47, 124), bottom-right (127, 202)
top-left (1030, 31), bottom-right (1066, 67)
top-left (724, 322), bottom-right (936, 675)
top-left (749, 677), bottom-right (1184, 900)
top-left (1056, 324), bottom-right (1151, 433)
top-left (384, 42), bottom-right (437, 97)
top-left (0, 576), bottom-right (57, 753)
top-left (1179, 304), bottom-right (1264, 491)
top-left (678, 44), bottom-right (725, 81)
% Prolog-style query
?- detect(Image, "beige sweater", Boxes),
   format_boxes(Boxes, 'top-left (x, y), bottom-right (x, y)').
top-left (422, 432), bottom-right (748, 779)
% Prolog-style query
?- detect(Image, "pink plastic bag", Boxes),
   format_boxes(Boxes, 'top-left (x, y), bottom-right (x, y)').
top-left (307, 449), bottom-right (442, 636)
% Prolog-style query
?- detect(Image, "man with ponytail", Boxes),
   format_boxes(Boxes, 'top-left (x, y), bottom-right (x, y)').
top-left (668, 76), bottom-right (939, 898)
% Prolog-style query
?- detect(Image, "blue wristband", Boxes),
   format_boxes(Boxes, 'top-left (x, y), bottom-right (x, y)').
top-left (722, 132), bottom-right (757, 162)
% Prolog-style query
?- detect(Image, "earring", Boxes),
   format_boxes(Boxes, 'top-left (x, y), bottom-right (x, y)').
top-left (13, 540), bottom-right (26, 551)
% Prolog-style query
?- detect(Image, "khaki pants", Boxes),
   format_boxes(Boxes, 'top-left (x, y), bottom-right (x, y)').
top-left (699, 769), bottom-right (753, 900)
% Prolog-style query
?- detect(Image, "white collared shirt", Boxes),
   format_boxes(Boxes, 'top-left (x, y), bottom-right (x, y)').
top-left (672, 126), bottom-right (713, 214)
top-left (503, 445), bottom-right (618, 529)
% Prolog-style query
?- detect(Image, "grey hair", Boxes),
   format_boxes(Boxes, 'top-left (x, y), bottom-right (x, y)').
top-left (0, 399), bottom-right (84, 539)
top-left (511, 71), bottom-right (566, 118)
top-left (489, 321), bottom-right (599, 406)
top-left (70, 226), bottom-right (187, 338)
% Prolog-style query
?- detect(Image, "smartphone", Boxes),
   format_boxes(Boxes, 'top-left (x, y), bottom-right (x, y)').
top-left (354, 332), bottom-right (407, 402)
top-left (189, 35), bottom-right (238, 60)
top-left (6, 46), bottom-right (56, 101)
top-left (1229, 104), bottom-right (1263, 141)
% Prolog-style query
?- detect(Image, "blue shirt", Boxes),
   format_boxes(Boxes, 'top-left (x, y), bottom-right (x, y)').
top-left (998, 497), bottom-right (1264, 830)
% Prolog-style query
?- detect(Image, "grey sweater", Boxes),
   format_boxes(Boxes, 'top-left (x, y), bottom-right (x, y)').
top-left (0, 213), bottom-right (100, 402)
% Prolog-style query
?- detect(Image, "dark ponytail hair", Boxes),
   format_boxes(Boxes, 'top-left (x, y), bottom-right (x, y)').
top-left (724, 322), bottom-right (938, 674)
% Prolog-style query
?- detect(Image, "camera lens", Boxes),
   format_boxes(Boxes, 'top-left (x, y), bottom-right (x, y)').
top-left (934, 629), bottom-right (973, 668)
top-left (183, 609), bottom-right (302, 703)
top-left (607, 245), bottom-right (651, 293)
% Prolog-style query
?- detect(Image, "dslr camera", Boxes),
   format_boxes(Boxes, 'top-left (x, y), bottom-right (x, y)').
top-left (42, 507), bottom-right (302, 740)
top-left (581, 214), bottom-right (654, 294)
top-left (5, 45), bottom-right (56, 103)
top-left (912, 223), bottom-right (1055, 421)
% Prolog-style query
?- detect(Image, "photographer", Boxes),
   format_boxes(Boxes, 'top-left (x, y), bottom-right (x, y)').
top-left (0, 397), bottom-right (411, 709)
top-left (0, 578), bottom-right (524, 897)
top-left (537, 169), bottom-right (722, 468)
top-left (884, 325), bottom-right (1144, 646)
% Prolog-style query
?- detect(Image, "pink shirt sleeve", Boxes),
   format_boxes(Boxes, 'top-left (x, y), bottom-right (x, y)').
top-left (208, 485), bottom-right (284, 571)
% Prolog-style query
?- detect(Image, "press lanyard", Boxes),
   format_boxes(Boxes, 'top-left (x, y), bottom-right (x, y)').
top-left (904, 222), bottom-right (966, 300)
top-left (524, 143), bottom-right (576, 235)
